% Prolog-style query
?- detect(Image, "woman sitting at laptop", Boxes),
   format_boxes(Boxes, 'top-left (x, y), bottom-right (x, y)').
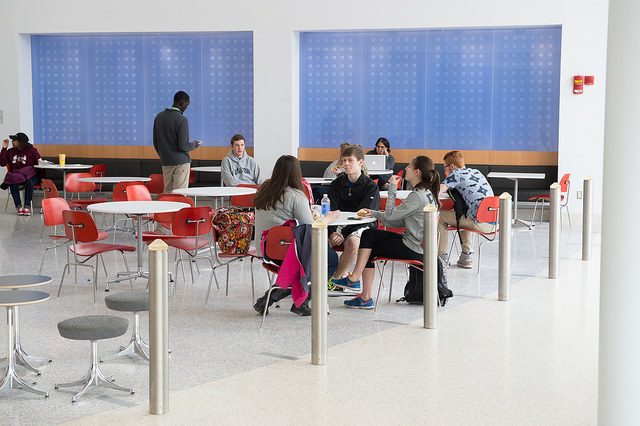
top-left (366, 137), bottom-right (395, 189)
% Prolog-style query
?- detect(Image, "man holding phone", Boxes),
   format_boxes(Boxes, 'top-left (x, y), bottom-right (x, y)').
top-left (153, 91), bottom-right (202, 193)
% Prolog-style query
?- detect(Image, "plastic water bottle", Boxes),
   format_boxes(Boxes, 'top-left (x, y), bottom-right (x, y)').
top-left (321, 194), bottom-right (330, 217)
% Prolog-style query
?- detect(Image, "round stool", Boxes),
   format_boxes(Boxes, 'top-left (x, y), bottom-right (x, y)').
top-left (101, 291), bottom-right (150, 362)
top-left (55, 315), bottom-right (134, 402)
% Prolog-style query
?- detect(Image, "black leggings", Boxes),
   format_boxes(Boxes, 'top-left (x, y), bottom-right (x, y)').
top-left (359, 229), bottom-right (422, 269)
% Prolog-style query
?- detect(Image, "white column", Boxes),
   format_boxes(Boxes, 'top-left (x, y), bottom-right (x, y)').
top-left (599, 0), bottom-right (640, 423)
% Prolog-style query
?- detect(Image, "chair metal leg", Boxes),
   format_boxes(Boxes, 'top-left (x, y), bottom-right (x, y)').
top-left (260, 284), bottom-right (278, 329)
top-left (55, 340), bottom-right (134, 403)
top-left (373, 261), bottom-right (388, 314)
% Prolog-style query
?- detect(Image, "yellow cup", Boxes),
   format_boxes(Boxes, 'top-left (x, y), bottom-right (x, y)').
top-left (58, 154), bottom-right (66, 166)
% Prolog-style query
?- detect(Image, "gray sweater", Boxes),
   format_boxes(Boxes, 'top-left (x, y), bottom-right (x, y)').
top-left (152, 108), bottom-right (198, 166)
top-left (371, 184), bottom-right (436, 254)
top-left (221, 150), bottom-right (263, 186)
top-left (254, 187), bottom-right (313, 256)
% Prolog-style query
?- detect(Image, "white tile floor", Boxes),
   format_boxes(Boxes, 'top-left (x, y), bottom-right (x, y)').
top-left (0, 207), bottom-right (599, 425)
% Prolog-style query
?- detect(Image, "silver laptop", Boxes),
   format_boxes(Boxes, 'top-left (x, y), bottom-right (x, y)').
top-left (364, 154), bottom-right (386, 171)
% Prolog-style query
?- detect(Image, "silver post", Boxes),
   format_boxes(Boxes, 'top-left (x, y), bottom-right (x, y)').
top-left (498, 192), bottom-right (512, 301)
top-left (582, 176), bottom-right (593, 261)
top-left (149, 239), bottom-right (169, 415)
top-left (549, 183), bottom-right (561, 279)
top-left (311, 219), bottom-right (328, 365)
top-left (423, 204), bottom-right (438, 329)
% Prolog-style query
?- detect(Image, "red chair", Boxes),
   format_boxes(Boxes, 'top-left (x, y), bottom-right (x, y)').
top-left (446, 196), bottom-right (500, 273)
top-left (89, 164), bottom-right (106, 192)
top-left (41, 178), bottom-right (81, 209)
top-left (230, 184), bottom-right (259, 208)
top-left (189, 169), bottom-right (196, 184)
top-left (140, 194), bottom-right (195, 242)
top-left (58, 210), bottom-right (135, 303)
top-left (529, 173), bottom-right (571, 227)
top-left (257, 225), bottom-right (293, 328)
top-left (145, 174), bottom-right (165, 195)
top-left (373, 258), bottom-right (424, 312)
top-left (112, 181), bottom-right (145, 202)
top-left (64, 173), bottom-right (108, 206)
top-left (39, 197), bottom-right (110, 273)
top-left (159, 207), bottom-right (216, 290)
top-left (126, 184), bottom-right (152, 202)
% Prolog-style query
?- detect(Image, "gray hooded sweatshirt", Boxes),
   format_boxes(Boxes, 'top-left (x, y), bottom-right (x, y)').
top-left (220, 150), bottom-right (263, 186)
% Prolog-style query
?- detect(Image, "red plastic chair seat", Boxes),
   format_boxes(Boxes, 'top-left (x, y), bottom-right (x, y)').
top-left (71, 242), bottom-right (135, 257)
top-left (218, 245), bottom-right (258, 259)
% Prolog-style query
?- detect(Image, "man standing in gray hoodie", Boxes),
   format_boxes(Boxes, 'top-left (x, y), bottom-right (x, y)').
top-left (220, 134), bottom-right (263, 186)
top-left (153, 91), bottom-right (202, 193)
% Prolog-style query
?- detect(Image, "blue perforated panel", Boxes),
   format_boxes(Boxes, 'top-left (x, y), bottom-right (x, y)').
top-left (31, 33), bottom-right (253, 147)
top-left (362, 31), bottom-right (426, 149)
top-left (299, 32), bottom-right (362, 147)
top-left (426, 29), bottom-right (493, 150)
top-left (492, 28), bottom-right (561, 151)
top-left (300, 27), bottom-right (562, 152)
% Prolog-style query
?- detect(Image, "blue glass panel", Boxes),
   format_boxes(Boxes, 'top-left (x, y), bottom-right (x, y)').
top-left (362, 31), bottom-right (426, 150)
top-left (299, 32), bottom-right (362, 147)
top-left (426, 29), bottom-right (494, 150)
top-left (202, 33), bottom-right (254, 147)
top-left (31, 36), bottom-right (89, 145)
top-left (87, 35), bottom-right (144, 145)
top-left (491, 27), bottom-right (562, 151)
top-left (143, 34), bottom-right (204, 143)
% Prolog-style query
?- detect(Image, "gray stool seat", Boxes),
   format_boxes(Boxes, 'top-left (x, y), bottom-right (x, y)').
top-left (55, 315), bottom-right (133, 403)
top-left (105, 292), bottom-right (149, 312)
top-left (58, 315), bottom-right (128, 341)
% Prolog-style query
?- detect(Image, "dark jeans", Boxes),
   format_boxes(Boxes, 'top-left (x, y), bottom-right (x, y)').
top-left (359, 228), bottom-right (422, 269)
top-left (10, 176), bottom-right (41, 208)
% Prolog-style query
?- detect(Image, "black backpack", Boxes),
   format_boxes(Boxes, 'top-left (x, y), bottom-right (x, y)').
top-left (448, 188), bottom-right (468, 245)
top-left (398, 256), bottom-right (453, 306)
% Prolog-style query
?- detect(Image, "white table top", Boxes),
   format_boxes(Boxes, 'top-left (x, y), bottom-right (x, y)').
top-left (87, 200), bottom-right (189, 215)
top-left (78, 176), bottom-right (151, 184)
top-left (328, 211), bottom-right (378, 226)
top-left (0, 290), bottom-right (50, 307)
top-left (172, 186), bottom-right (257, 198)
top-left (367, 169), bottom-right (394, 175)
top-left (304, 177), bottom-right (334, 184)
top-left (35, 163), bottom-right (92, 170)
top-left (191, 166), bottom-right (222, 173)
top-left (487, 172), bottom-right (546, 180)
top-left (380, 190), bottom-right (450, 200)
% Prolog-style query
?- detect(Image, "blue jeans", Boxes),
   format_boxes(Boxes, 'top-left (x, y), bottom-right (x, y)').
top-left (10, 175), bottom-right (41, 208)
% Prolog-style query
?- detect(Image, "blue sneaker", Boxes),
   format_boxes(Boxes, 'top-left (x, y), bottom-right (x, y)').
top-left (330, 275), bottom-right (361, 292)
top-left (344, 296), bottom-right (374, 309)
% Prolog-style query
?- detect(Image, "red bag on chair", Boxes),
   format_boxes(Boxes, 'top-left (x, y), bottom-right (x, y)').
top-left (211, 207), bottom-right (255, 254)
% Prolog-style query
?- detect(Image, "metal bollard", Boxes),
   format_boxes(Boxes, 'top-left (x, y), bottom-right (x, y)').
top-left (498, 192), bottom-right (512, 301)
top-left (149, 239), bottom-right (169, 415)
top-left (582, 176), bottom-right (593, 261)
top-left (549, 183), bottom-right (561, 279)
top-left (423, 204), bottom-right (438, 329)
top-left (311, 219), bottom-right (328, 365)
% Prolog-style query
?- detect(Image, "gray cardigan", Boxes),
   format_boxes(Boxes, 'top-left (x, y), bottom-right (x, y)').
top-left (371, 184), bottom-right (436, 254)
top-left (254, 187), bottom-right (313, 256)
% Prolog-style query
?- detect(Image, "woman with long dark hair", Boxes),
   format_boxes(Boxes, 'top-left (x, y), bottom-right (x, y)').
top-left (331, 155), bottom-right (441, 309)
top-left (0, 132), bottom-right (41, 216)
top-left (253, 155), bottom-right (339, 315)
top-left (367, 137), bottom-right (395, 189)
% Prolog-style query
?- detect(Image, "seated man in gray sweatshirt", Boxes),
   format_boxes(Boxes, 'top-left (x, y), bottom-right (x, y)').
top-left (220, 134), bottom-right (263, 186)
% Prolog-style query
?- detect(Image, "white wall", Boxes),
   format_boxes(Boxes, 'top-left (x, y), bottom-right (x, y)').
top-left (0, 0), bottom-right (609, 212)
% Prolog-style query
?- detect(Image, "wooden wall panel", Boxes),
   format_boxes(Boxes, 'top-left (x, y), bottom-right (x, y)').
top-left (36, 145), bottom-right (247, 161)
top-left (298, 148), bottom-right (557, 166)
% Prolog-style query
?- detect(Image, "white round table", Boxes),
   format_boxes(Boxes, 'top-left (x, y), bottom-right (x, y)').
top-left (327, 211), bottom-right (378, 227)
top-left (88, 201), bottom-right (189, 283)
top-left (191, 166), bottom-right (223, 187)
top-left (172, 186), bottom-right (257, 207)
top-left (304, 177), bottom-right (334, 185)
top-left (77, 176), bottom-right (151, 184)
top-left (35, 163), bottom-right (92, 199)
top-left (367, 169), bottom-right (394, 176)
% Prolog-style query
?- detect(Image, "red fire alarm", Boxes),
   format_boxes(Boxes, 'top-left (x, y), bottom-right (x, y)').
top-left (573, 75), bottom-right (584, 94)
top-left (584, 75), bottom-right (595, 85)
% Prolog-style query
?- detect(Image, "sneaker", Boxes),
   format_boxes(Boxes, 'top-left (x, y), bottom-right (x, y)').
top-left (330, 275), bottom-right (361, 292)
top-left (438, 253), bottom-right (449, 266)
top-left (344, 296), bottom-right (374, 309)
top-left (290, 303), bottom-right (311, 316)
top-left (23, 206), bottom-right (31, 216)
top-left (457, 252), bottom-right (474, 269)
top-left (17, 206), bottom-right (24, 216)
